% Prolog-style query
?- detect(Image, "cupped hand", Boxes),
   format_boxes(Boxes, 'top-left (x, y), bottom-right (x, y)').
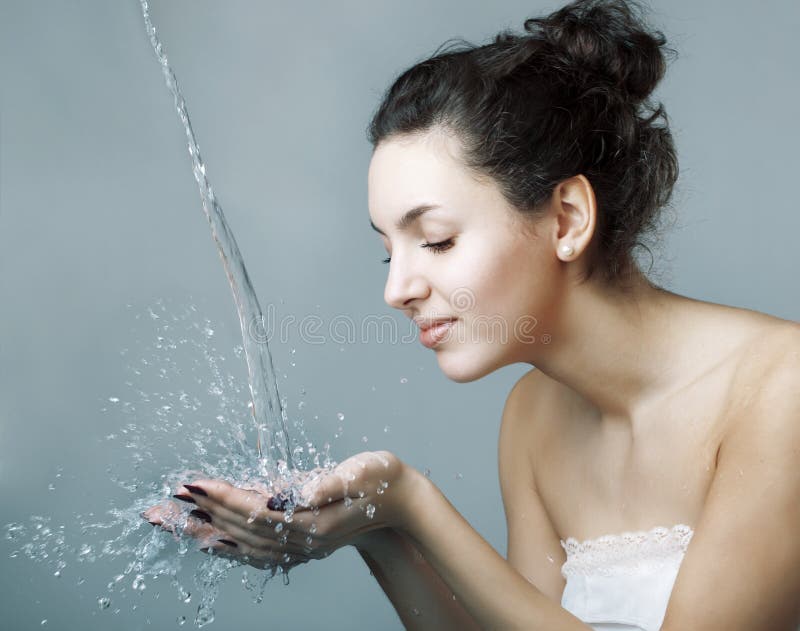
top-left (141, 450), bottom-right (414, 568)
top-left (141, 489), bottom-right (314, 571)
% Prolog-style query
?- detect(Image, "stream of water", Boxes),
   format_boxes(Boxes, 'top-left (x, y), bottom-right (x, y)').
top-left (139, 0), bottom-right (294, 481)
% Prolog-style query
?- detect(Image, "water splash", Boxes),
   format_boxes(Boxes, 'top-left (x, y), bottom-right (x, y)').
top-left (5, 302), bottom-right (339, 627)
top-left (138, 0), bottom-right (292, 480)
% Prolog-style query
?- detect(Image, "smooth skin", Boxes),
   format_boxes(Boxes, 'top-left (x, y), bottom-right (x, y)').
top-left (145, 127), bottom-right (800, 629)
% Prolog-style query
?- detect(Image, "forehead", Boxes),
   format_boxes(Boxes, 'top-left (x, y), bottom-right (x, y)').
top-left (367, 131), bottom-right (486, 221)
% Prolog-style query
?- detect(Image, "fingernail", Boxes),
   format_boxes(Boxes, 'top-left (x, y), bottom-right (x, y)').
top-left (200, 547), bottom-right (210, 553)
top-left (218, 539), bottom-right (238, 548)
top-left (267, 490), bottom-right (295, 511)
top-left (189, 509), bottom-right (212, 523)
top-left (184, 484), bottom-right (208, 497)
top-left (173, 494), bottom-right (196, 504)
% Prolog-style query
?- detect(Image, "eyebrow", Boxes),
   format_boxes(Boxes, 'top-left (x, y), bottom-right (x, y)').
top-left (370, 204), bottom-right (441, 236)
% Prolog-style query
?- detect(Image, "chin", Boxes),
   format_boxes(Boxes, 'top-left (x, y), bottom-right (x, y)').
top-left (435, 346), bottom-right (507, 383)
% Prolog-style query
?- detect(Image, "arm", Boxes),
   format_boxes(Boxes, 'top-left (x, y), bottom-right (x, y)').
top-left (353, 528), bottom-right (481, 630)
top-left (660, 338), bottom-right (800, 630)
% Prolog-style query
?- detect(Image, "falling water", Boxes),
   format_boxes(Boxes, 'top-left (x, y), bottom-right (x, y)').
top-left (138, 0), bottom-right (293, 480)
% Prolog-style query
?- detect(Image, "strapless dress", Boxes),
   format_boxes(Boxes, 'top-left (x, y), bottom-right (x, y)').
top-left (559, 523), bottom-right (694, 631)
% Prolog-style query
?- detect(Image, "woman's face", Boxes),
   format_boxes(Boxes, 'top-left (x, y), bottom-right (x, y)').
top-left (367, 130), bottom-right (563, 382)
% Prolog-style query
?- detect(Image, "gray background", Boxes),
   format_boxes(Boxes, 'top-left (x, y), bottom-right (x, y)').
top-left (1, 1), bottom-right (798, 629)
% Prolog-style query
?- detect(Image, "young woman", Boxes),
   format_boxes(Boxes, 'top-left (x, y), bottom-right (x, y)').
top-left (145, 0), bottom-right (800, 628)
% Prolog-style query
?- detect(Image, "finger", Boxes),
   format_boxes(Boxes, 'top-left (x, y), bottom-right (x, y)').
top-left (200, 535), bottom-right (314, 568)
top-left (300, 467), bottom-right (359, 507)
top-left (178, 479), bottom-right (285, 521)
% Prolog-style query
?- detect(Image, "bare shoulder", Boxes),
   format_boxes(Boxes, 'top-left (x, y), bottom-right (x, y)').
top-left (502, 368), bottom-right (562, 442)
top-left (725, 315), bottom-right (800, 437)
top-left (730, 315), bottom-right (799, 391)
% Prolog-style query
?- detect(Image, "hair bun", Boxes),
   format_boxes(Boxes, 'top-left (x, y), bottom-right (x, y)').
top-left (523, 0), bottom-right (672, 103)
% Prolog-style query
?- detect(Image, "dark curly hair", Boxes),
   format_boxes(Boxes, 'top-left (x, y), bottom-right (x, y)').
top-left (367, 0), bottom-right (679, 286)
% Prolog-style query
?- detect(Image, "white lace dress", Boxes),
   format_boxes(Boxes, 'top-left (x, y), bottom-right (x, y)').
top-left (559, 524), bottom-right (694, 631)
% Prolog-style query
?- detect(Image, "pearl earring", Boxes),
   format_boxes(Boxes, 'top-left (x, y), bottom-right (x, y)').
top-left (559, 244), bottom-right (574, 257)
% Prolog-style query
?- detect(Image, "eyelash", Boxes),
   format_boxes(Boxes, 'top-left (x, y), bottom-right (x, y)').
top-left (381, 238), bottom-right (455, 264)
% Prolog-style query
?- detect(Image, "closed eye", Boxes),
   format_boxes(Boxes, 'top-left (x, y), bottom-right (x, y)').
top-left (382, 238), bottom-right (455, 264)
top-left (421, 238), bottom-right (455, 254)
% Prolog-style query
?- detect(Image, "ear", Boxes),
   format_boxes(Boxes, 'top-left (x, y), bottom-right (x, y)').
top-left (550, 175), bottom-right (597, 261)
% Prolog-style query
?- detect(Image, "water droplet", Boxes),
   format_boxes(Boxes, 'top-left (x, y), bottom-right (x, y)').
top-left (40, 620), bottom-right (47, 626)
top-left (400, 377), bottom-right (408, 384)
top-left (274, 523), bottom-right (284, 533)
top-left (412, 607), bottom-right (420, 616)
top-left (297, 401), bottom-right (305, 411)
top-left (383, 425), bottom-right (390, 433)
top-left (362, 436), bottom-right (368, 443)
top-left (336, 412), bottom-right (345, 421)
top-left (108, 397), bottom-right (120, 403)
top-left (195, 605), bottom-right (215, 627)
top-left (177, 616), bottom-right (187, 626)
top-left (309, 523), bottom-right (317, 534)
top-left (48, 484), bottom-right (56, 491)
top-left (132, 574), bottom-right (146, 591)
top-left (365, 504), bottom-right (376, 519)
top-left (98, 597), bottom-right (111, 610)
top-left (424, 468), bottom-right (431, 478)
top-left (343, 497), bottom-right (353, 509)
top-left (455, 473), bottom-right (463, 480)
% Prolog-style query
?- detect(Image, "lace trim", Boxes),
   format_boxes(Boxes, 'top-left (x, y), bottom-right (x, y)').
top-left (560, 523), bottom-right (694, 578)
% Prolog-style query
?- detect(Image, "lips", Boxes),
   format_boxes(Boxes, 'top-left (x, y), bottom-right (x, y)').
top-left (417, 318), bottom-right (457, 349)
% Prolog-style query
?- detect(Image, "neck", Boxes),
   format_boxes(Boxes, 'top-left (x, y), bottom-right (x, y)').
top-left (526, 270), bottom-right (700, 425)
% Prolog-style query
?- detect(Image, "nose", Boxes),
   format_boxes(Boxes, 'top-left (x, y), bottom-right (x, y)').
top-left (383, 256), bottom-right (431, 310)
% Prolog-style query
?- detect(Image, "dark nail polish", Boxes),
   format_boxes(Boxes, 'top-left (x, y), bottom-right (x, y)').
top-left (184, 484), bottom-right (208, 497)
top-left (173, 494), bottom-right (196, 504)
top-left (189, 509), bottom-right (212, 523)
top-left (218, 539), bottom-right (238, 548)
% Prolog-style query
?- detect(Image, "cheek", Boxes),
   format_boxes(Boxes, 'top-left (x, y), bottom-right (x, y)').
top-left (457, 238), bottom-right (558, 344)
top-left (462, 242), bottom-right (535, 315)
